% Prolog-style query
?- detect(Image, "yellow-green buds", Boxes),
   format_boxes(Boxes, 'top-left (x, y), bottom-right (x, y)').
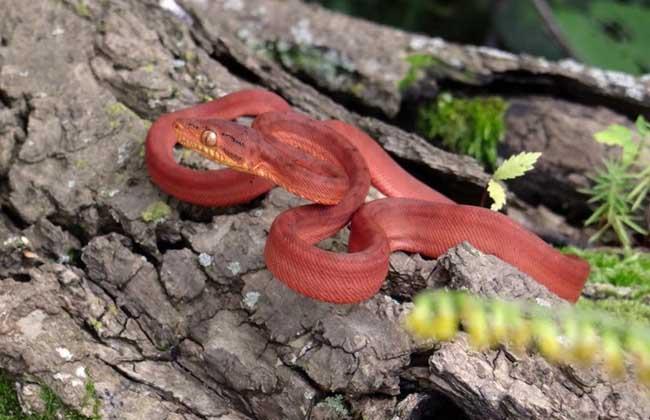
top-left (601, 331), bottom-right (625, 378)
top-left (406, 291), bottom-right (459, 341)
top-left (532, 318), bottom-right (562, 363)
top-left (404, 289), bottom-right (650, 387)
top-left (458, 294), bottom-right (490, 349)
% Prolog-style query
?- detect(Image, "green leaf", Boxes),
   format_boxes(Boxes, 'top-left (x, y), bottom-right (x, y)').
top-left (594, 124), bottom-right (632, 145)
top-left (487, 179), bottom-right (506, 211)
top-left (612, 217), bottom-right (631, 249)
top-left (636, 115), bottom-right (650, 138)
top-left (594, 124), bottom-right (638, 165)
top-left (584, 205), bottom-right (607, 226)
top-left (492, 152), bottom-right (542, 181)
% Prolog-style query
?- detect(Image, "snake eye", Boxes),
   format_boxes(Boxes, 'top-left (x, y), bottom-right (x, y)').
top-left (201, 130), bottom-right (218, 147)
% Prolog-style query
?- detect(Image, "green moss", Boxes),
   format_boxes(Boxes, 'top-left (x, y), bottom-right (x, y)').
top-left (417, 92), bottom-right (508, 169)
top-left (182, 51), bottom-right (197, 64)
top-left (577, 298), bottom-right (650, 325)
top-left (399, 52), bottom-right (486, 90)
top-left (73, 160), bottom-right (88, 170)
top-left (0, 370), bottom-right (95, 420)
top-left (562, 247), bottom-right (650, 288)
top-left (73, 1), bottom-right (91, 18)
top-left (81, 381), bottom-right (100, 420)
top-left (141, 201), bottom-right (171, 223)
top-left (40, 386), bottom-right (89, 420)
top-left (349, 82), bottom-right (365, 97)
top-left (398, 54), bottom-right (438, 91)
top-left (88, 319), bottom-right (103, 334)
top-left (0, 371), bottom-right (22, 419)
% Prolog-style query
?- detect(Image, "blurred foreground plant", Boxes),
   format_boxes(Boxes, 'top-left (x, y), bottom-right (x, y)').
top-left (406, 290), bottom-right (650, 385)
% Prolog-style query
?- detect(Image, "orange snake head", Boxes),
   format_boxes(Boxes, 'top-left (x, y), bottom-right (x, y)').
top-left (173, 118), bottom-right (263, 174)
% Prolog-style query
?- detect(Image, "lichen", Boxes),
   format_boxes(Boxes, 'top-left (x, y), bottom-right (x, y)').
top-left (105, 102), bottom-right (129, 118)
top-left (197, 253), bottom-right (213, 267)
top-left (105, 102), bottom-right (133, 130)
top-left (264, 41), bottom-right (365, 98)
top-left (141, 201), bottom-right (171, 223)
top-left (2, 236), bottom-right (30, 249)
top-left (279, 43), bottom-right (345, 81)
top-left (319, 395), bottom-right (350, 418)
top-left (417, 92), bottom-right (508, 169)
top-left (74, 159), bottom-right (88, 170)
top-left (73, 1), bottom-right (91, 18)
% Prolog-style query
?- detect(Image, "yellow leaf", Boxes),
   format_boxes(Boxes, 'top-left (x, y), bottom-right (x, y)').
top-left (487, 179), bottom-right (506, 211)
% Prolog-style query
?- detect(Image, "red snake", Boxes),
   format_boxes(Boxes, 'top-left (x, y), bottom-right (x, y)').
top-left (145, 89), bottom-right (589, 304)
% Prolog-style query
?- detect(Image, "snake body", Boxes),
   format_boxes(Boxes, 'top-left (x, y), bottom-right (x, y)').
top-left (146, 89), bottom-right (589, 303)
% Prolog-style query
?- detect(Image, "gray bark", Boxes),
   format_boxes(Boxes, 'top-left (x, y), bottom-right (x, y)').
top-left (1, 0), bottom-right (649, 419)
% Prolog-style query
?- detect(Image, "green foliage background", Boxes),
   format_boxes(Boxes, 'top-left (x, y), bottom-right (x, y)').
top-left (309, 0), bottom-right (650, 75)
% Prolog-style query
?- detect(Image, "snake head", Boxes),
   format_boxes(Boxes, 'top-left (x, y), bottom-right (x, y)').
top-left (172, 118), bottom-right (263, 173)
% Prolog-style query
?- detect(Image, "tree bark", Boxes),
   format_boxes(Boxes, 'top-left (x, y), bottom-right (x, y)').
top-left (1, 0), bottom-right (649, 419)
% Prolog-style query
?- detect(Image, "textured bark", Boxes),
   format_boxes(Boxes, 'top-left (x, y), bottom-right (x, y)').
top-left (178, 0), bottom-right (649, 214)
top-left (0, 0), bottom-right (649, 419)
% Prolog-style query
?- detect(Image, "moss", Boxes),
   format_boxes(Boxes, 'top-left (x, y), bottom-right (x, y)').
top-left (0, 371), bottom-right (22, 419)
top-left (88, 318), bottom-right (103, 333)
top-left (40, 386), bottom-right (90, 420)
top-left (73, 1), bottom-right (91, 18)
top-left (349, 82), bottom-right (365, 97)
top-left (577, 298), bottom-right (650, 325)
top-left (565, 248), bottom-right (650, 324)
top-left (73, 160), bottom-right (88, 170)
top-left (562, 247), bottom-right (650, 288)
top-left (417, 92), bottom-right (508, 169)
top-left (398, 53), bottom-right (438, 91)
top-left (182, 51), bottom-right (197, 65)
top-left (399, 53), bottom-right (486, 90)
top-left (106, 304), bottom-right (119, 317)
top-left (0, 370), bottom-right (94, 420)
top-left (141, 201), bottom-right (171, 223)
top-left (81, 380), bottom-right (101, 420)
